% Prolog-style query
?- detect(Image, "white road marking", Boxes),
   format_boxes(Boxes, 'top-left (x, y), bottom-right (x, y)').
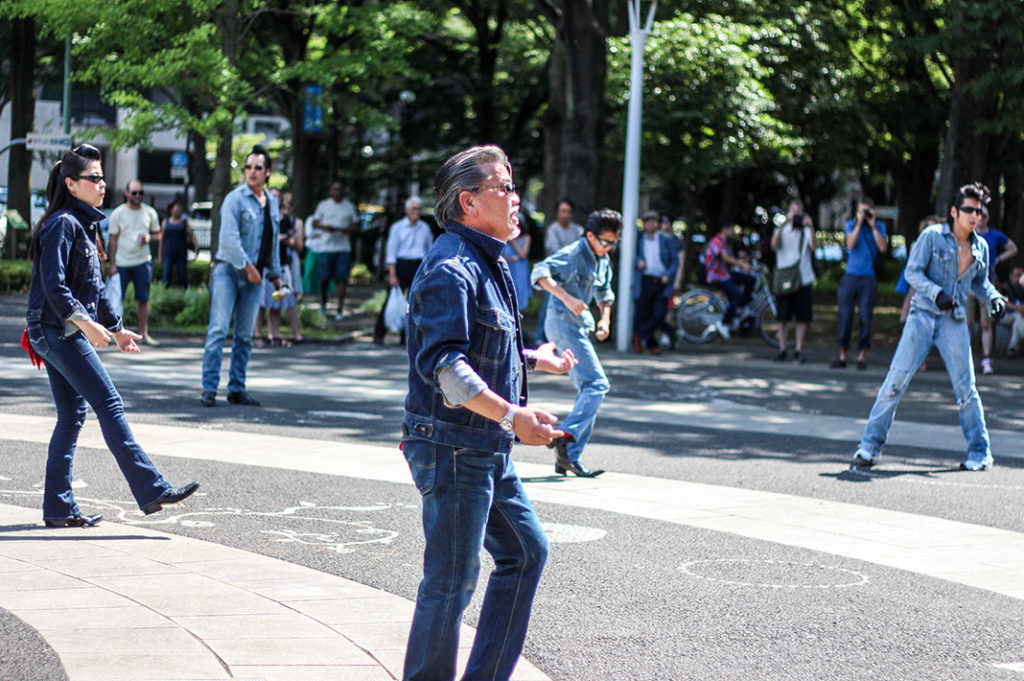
top-left (4, 413), bottom-right (1024, 603)
top-left (679, 558), bottom-right (869, 589)
top-left (308, 410), bottom-right (384, 420)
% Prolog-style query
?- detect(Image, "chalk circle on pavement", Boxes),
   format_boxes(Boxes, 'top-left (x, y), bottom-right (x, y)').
top-left (679, 558), bottom-right (870, 589)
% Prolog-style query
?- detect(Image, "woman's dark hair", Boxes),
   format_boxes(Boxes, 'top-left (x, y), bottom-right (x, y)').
top-left (37, 144), bottom-right (103, 230)
top-left (31, 144), bottom-right (105, 261)
top-left (167, 198), bottom-right (184, 213)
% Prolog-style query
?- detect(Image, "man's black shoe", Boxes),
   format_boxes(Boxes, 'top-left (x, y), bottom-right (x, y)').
top-left (200, 391), bottom-right (216, 407)
top-left (142, 482), bottom-right (200, 515)
top-left (227, 391), bottom-right (261, 406)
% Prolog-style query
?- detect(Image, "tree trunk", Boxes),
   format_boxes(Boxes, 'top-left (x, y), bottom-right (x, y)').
top-left (539, 0), bottom-right (609, 222)
top-left (209, 0), bottom-right (240, 263)
top-left (6, 17), bottom-right (36, 259)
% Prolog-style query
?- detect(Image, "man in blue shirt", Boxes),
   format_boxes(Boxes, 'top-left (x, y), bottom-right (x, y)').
top-left (966, 205), bottom-right (1017, 374)
top-left (532, 208), bottom-right (621, 476)
top-left (832, 195), bottom-right (886, 370)
top-left (200, 145), bottom-right (283, 407)
top-left (402, 145), bottom-right (576, 681)
top-left (850, 182), bottom-right (1006, 472)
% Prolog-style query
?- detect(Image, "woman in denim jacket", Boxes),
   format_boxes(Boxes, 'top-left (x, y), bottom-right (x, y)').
top-left (25, 144), bottom-right (198, 527)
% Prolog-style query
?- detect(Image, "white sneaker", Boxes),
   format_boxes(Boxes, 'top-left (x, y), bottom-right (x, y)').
top-left (981, 357), bottom-right (994, 375)
top-left (714, 321), bottom-right (730, 339)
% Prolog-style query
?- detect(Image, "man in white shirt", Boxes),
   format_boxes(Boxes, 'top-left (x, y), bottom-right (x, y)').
top-left (311, 181), bottom-right (359, 320)
top-left (107, 180), bottom-right (161, 345)
top-left (633, 211), bottom-right (678, 353)
top-left (536, 199), bottom-right (583, 343)
top-left (374, 196), bottom-right (434, 345)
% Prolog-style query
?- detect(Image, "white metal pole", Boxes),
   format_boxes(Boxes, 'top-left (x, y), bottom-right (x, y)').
top-left (616, 0), bottom-right (657, 352)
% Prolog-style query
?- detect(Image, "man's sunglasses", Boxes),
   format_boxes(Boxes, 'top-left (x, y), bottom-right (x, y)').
top-left (244, 164), bottom-right (266, 171)
top-left (957, 205), bottom-right (984, 215)
top-left (128, 190), bottom-right (144, 196)
top-left (472, 182), bottom-right (516, 194)
top-left (74, 175), bottom-right (105, 184)
top-left (595, 236), bottom-right (618, 248)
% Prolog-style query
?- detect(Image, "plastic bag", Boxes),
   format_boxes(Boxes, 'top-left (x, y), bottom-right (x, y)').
top-left (104, 274), bottom-right (123, 318)
top-left (383, 286), bottom-right (407, 331)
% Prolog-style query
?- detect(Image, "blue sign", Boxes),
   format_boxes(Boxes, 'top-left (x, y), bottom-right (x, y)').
top-left (303, 85), bottom-right (324, 133)
top-left (171, 152), bottom-right (188, 168)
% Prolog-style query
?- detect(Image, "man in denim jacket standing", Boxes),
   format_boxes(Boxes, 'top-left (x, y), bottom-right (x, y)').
top-left (402, 145), bottom-right (576, 681)
top-left (850, 183), bottom-right (1007, 472)
top-left (200, 145), bottom-right (283, 407)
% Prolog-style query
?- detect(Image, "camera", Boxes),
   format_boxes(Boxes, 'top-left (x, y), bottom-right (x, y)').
top-left (863, 208), bottom-right (874, 220)
top-left (792, 214), bottom-right (804, 228)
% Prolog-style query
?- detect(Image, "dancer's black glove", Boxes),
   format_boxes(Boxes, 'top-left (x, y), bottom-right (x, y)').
top-left (934, 291), bottom-right (955, 311)
top-left (990, 297), bottom-right (1006, 321)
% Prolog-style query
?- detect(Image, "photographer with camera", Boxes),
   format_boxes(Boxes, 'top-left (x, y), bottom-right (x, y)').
top-left (771, 199), bottom-right (817, 363)
top-left (831, 195), bottom-right (886, 370)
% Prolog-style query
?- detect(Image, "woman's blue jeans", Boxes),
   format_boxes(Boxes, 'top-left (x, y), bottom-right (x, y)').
top-left (544, 317), bottom-right (610, 463)
top-left (857, 310), bottom-right (992, 466)
top-left (402, 439), bottom-right (548, 681)
top-left (202, 262), bottom-right (263, 393)
top-left (27, 323), bottom-right (171, 521)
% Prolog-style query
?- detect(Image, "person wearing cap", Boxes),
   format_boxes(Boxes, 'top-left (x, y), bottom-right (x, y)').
top-left (633, 210), bottom-right (678, 354)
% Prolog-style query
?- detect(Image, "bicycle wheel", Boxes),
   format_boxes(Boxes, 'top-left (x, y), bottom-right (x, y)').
top-left (675, 288), bottom-right (726, 344)
top-left (756, 299), bottom-right (795, 349)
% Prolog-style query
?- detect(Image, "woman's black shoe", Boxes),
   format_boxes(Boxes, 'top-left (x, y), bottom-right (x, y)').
top-left (45, 513), bottom-right (102, 528)
top-left (142, 482), bottom-right (200, 515)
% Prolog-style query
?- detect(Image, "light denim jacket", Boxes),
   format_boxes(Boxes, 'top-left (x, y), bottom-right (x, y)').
top-left (215, 183), bottom-right (281, 280)
top-left (530, 236), bottom-right (615, 332)
top-left (906, 221), bottom-right (1004, 321)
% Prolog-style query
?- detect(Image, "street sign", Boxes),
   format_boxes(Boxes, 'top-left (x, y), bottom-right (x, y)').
top-left (171, 152), bottom-right (188, 168)
top-left (25, 133), bottom-right (72, 152)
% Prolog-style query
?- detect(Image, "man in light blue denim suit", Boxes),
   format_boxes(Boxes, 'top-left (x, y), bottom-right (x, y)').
top-left (531, 209), bottom-right (621, 477)
top-left (851, 182), bottom-right (1007, 472)
top-left (200, 145), bottom-right (283, 407)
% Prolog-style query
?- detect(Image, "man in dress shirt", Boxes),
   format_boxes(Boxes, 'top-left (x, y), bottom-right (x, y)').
top-left (374, 197), bottom-right (434, 345)
top-left (536, 199), bottom-right (583, 344)
top-left (633, 210), bottom-right (678, 353)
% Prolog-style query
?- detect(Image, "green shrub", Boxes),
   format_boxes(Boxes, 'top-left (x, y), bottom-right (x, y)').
top-left (152, 259), bottom-right (211, 288)
top-left (360, 288), bottom-right (388, 314)
top-left (0, 260), bottom-right (33, 293)
top-left (174, 286), bottom-right (211, 326)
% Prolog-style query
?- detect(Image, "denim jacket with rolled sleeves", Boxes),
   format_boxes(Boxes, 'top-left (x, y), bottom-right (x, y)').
top-left (530, 236), bottom-right (615, 333)
top-left (216, 183), bottom-right (281, 281)
top-left (404, 222), bottom-right (530, 453)
top-left (26, 199), bottom-right (123, 338)
top-left (906, 221), bottom-right (1004, 322)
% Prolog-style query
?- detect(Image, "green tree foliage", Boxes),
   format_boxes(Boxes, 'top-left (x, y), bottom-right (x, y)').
top-left (605, 12), bottom-right (799, 228)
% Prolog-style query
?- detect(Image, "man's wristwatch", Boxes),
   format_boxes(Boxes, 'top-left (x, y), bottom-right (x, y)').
top-left (498, 405), bottom-right (518, 432)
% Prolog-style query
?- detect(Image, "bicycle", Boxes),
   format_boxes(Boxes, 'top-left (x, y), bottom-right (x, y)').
top-left (673, 261), bottom-right (793, 348)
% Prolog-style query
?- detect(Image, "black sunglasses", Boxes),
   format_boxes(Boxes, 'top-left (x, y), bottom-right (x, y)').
top-left (74, 175), bottom-right (105, 184)
top-left (244, 164), bottom-right (266, 171)
top-left (957, 205), bottom-right (984, 215)
top-left (473, 182), bottom-right (516, 194)
top-left (128, 190), bottom-right (144, 196)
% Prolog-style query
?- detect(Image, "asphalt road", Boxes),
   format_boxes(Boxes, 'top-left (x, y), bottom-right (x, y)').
top-left (2, 293), bottom-right (1023, 681)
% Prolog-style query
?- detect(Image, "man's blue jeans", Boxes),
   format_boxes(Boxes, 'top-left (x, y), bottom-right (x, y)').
top-left (202, 261), bottom-right (263, 393)
top-left (715, 271), bottom-right (756, 324)
top-left (27, 323), bottom-right (171, 521)
top-left (545, 317), bottom-right (610, 463)
top-left (836, 273), bottom-right (878, 351)
top-left (857, 309), bottom-right (992, 467)
top-left (402, 439), bottom-right (548, 681)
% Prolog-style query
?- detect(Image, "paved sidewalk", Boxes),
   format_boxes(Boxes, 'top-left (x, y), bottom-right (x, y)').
top-left (0, 502), bottom-right (550, 681)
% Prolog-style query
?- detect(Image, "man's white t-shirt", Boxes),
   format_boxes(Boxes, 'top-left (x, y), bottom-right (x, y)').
top-left (312, 198), bottom-right (358, 253)
top-left (109, 203), bottom-right (160, 267)
top-left (544, 221), bottom-right (583, 255)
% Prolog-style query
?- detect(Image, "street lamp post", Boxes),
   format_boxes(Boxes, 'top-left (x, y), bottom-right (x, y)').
top-left (615, 0), bottom-right (657, 352)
